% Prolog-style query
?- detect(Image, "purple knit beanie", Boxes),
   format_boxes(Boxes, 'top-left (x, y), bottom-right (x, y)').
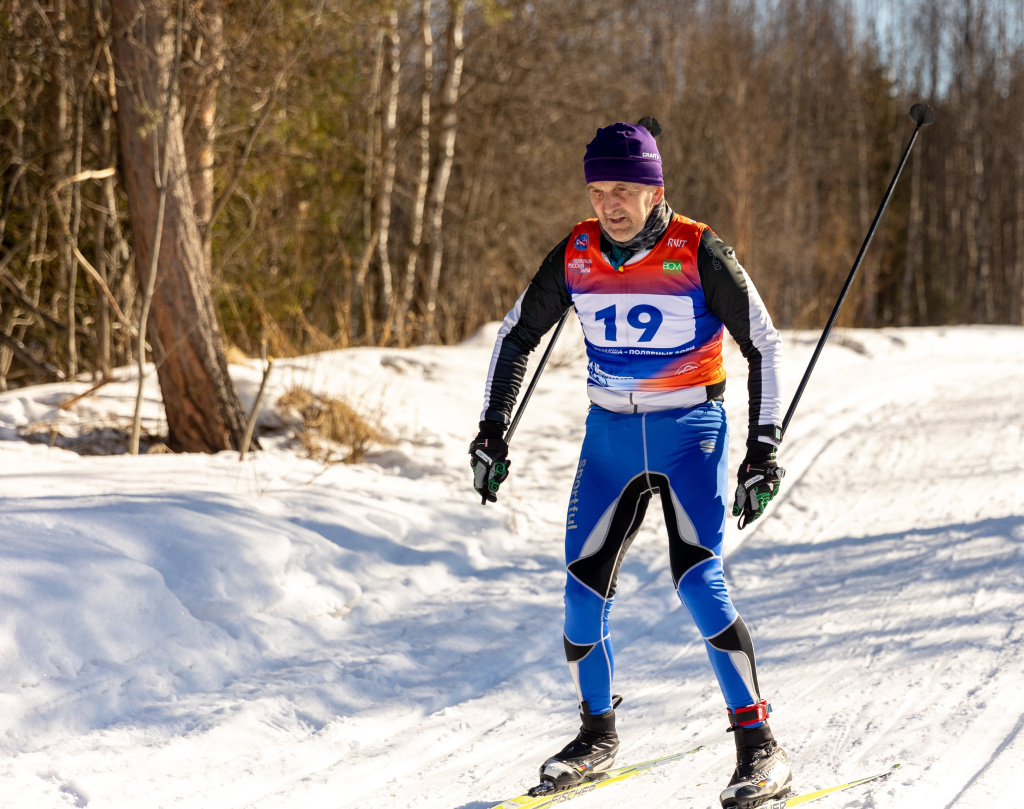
top-left (583, 122), bottom-right (663, 186)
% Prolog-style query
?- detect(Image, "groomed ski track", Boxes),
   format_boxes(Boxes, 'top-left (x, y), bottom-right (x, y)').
top-left (1, 325), bottom-right (1022, 808)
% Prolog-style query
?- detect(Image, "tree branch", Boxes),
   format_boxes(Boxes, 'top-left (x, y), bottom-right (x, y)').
top-left (49, 190), bottom-right (137, 335)
top-left (0, 331), bottom-right (65, 380)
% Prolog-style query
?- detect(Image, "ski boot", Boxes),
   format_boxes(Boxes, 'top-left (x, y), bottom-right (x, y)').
top-left (528, 697), bottom-right (622, 797)
top-left (719, 703), bottom-right (792, 809)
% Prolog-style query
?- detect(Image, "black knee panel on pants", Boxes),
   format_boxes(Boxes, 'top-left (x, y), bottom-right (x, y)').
top-left (567, 475), bottom-right (652, 597)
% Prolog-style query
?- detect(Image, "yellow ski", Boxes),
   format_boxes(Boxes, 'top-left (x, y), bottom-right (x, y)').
top-left (488, 745), bottom-right (707, 809)
top-left (761, 763), bottom-right (901, 808)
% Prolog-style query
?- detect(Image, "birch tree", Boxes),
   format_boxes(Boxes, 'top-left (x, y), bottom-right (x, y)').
top-left (423, 0), bottom-right (465, 344)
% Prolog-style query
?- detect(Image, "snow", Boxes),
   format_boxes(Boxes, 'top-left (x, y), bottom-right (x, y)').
top-left (1, 324), bottom-right (1023, 809)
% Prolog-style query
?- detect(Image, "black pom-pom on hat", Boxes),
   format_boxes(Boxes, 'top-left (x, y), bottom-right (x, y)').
top-left (636, 116), bottom-right (662, 138)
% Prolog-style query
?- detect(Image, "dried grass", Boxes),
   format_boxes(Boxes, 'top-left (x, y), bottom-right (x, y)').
top-left (224, 344), bottom-right (252, 365)
top-left (276, 387), bottom-right (383, 464)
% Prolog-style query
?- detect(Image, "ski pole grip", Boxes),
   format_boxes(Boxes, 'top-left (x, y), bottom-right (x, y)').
top-left (474, 459), bottom-right (489, 490)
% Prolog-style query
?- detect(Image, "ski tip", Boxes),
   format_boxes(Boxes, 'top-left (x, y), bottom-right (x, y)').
top-left (867, 762), bottom-right (902, 781)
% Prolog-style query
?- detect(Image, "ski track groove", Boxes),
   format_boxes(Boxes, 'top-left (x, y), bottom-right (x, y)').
top-left (443, 336), bottom-right (1024, 809)
top-left (3, 328), bottom-right (1024, 809)
top-left (717, 350), bottom-right (1024, 808)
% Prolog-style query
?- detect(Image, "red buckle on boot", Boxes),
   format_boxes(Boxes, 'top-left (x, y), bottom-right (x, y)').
top-left (727, 699), bottom-right (770, 729)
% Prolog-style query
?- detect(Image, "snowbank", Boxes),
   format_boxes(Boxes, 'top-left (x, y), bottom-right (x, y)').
top-left (1, 326), bottom-right (1022, 808)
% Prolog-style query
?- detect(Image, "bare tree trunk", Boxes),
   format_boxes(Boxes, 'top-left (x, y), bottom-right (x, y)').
top-left (899, 142), bottom-right (923, 326)
top-left (394, 0), bottom-right (433, 346)
top-left (968, 90), bottom-right (993, 323)
top-left (94, 68), bottom-right (115, 376)
top-left (352, 26), bottom-right (385, 344)
top-left (853, 110), bottom-right (876, 325)
top-left (67, 85), bottom-right (86, 378)
top-left (2, 3), bottom-right (28, 390)
top-left (1, 4), bottom-right (28, 248)
top-left (920, 1), bottom-right (940, 325)
top-left (777, 25), bottom-right (802, 327)
top-left (91, 0), bottom-right (111, 376)
top-left (846, 3), bottom-right (875, 328)
top-left (376, 9), bottom-right (400, 343)
top-left (50, 0), bottom-right (75, 376)
top-left (1016, 141), bottom-right (1024, 325)
top-left (185, 0), bottom-right (223, 278)
top-left (423, 0), bottom-right (465, 344)
top-left (2, 206), bottom-right (48, 389)
top-left (95, 0), bottom-right (128, 372)
top-left (659, 14), bottom-right (681, 117)
top-left (111, 0), bottom-right (251, 453)
top-left (1014, 0), bottom-right (1024, 326)
top-left (95, 187), bottom-right (112, 376)
top-left (131, 147), bottom-right (168, 456)
top-left (961, 0), bottom-right (993, 323)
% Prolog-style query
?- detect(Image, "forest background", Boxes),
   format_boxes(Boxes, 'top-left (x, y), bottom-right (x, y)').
top-left (1, 0), bottom-right (1023, 421)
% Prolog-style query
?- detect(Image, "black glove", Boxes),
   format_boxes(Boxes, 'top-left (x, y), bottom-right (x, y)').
top-left (469, 421), bottom-right (510, 504)
top-left (733, 442), bottom-right (785, 529)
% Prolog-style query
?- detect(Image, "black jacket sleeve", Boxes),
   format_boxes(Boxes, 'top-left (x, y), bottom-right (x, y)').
top-left (697, 230), bottom-right (784, 453)
top-left (480, 236), bottom-right (574, 426)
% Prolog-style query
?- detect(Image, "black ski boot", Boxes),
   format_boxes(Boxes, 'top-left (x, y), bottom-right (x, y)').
top-left (529, 698), bottom-right (621, 796)
top-left (719, 721), bottom-right (792, 809)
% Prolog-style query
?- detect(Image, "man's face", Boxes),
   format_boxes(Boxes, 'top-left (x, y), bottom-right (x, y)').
top-left (587, 181), bottom-right (665, 242)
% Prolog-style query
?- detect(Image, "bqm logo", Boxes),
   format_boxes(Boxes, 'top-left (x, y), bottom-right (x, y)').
top-left (574, 233), bottom-right (590, 251)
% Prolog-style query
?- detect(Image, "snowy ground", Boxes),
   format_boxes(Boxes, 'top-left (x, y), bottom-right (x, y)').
top-left (1, 323), bottom-right (1022, 809)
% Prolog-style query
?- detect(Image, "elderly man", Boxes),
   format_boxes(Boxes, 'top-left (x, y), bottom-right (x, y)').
top-left (470, 119), bottom-right (789, 809)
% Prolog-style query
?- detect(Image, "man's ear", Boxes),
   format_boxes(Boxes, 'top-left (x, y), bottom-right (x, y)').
top-left (654, 186), bottom-right (665, 205)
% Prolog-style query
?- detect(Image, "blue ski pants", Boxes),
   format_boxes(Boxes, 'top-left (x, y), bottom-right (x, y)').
top-left (562, 402), bottom-right (762, 717)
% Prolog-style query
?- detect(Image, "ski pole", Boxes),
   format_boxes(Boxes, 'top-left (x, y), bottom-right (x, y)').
top-left (503, 308), bottom-right (572, 446)
top-left (781, 103), bottom-right (934, 438)
top-left (476, 308), bottom-right (571, 504)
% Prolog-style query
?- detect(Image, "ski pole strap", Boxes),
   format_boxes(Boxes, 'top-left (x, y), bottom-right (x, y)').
top-left (727, 700), bottom-right (771, 729)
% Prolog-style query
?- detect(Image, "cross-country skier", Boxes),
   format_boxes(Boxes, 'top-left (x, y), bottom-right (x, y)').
top-left (470, 118), bottom-right (790, 809)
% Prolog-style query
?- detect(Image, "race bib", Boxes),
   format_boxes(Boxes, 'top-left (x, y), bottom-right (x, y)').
top-left (573, 293), bottom-right (697, 349)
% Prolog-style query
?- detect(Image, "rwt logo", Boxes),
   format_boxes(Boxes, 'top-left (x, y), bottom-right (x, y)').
top-left (667, 238), bottom-right (687, 248)
top-left (574, 233), bottom-right (590, 251)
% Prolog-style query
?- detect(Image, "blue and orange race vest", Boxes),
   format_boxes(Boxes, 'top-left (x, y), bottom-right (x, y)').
top-left (564, 215), bottom-right (726, 394)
